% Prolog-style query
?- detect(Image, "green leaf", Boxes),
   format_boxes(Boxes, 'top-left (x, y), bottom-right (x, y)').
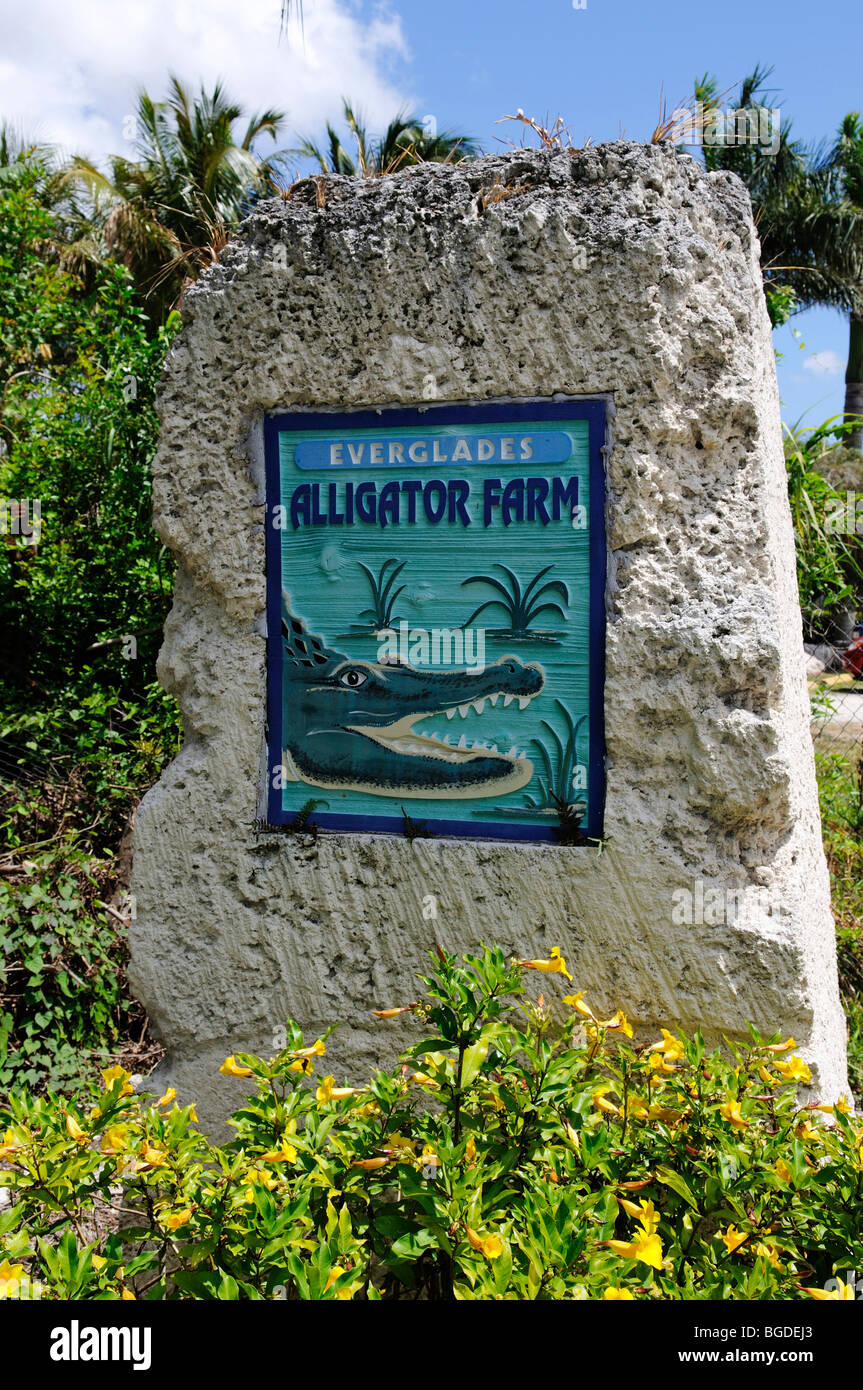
top-left (655, 1166), bottom-right (700, 1211)
top-left (460, 1040), bottom-right (489, 1089)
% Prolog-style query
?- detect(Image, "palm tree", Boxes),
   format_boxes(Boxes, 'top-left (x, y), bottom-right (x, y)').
top-left (66, 77), bottom-right (288, 318)
top-left (280, 0), bottom-right (301, 30)
top-left (829, 115), bottom-right (863, 448)
top-left (692, 70), bottom-right (863, 447)
top-left (0, 126), bottom-right (106, 282)
top-left (294, 99), bottom-right (478, 176)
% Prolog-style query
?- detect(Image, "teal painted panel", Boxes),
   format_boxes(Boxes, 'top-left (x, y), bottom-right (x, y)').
top-left (265, 402), bottom-right (605, 844)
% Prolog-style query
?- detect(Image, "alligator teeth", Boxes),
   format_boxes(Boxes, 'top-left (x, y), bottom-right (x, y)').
top-left (446, 707), bottom-right (456, 720)
top-left (458, 734), bottom-right (468, 749)
top-left (503, 694), bottom-right (514, 708)
top-left (507, 745), bottom-right (518, 758)
top-left (458, 704), bottom-right (470, 718)
top-left (442, 734), bottom-right (451, 745)
top-left (489, 693), bottom-right (499, 708)
top-left (518, 749), bottom-right (527, 759)
top-left (518, 696), bottom-right (531, 710)
top-left (472, 699), bottom-right (485, 715)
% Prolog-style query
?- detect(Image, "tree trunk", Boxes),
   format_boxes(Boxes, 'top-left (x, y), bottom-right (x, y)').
top-left (844, 308), bottom-right (863, 451)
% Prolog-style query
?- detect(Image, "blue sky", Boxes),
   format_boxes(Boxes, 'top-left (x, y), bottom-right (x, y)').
top-left (6, 0), bottom-right (860, 428)
top-left (370, 0), bottom-right (860, 431)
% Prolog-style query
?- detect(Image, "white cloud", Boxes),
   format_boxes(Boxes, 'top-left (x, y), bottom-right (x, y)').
top-left (1, 0), bottom-right (414, 169)
top-left (802, 350), bottom-right (846, 378)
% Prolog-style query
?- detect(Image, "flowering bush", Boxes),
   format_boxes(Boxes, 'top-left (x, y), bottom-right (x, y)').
top-left (1, 945), bottom-right (861, 1301)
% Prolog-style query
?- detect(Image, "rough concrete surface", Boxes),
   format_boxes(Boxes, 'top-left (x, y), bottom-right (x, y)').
top-left (129, 143), bottom-right (848, 1131)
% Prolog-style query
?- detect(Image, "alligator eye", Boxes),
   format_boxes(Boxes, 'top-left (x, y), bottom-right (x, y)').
top-left (338, 668), bottom-right (368, 688)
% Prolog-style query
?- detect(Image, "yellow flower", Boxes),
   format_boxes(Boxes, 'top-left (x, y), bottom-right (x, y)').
top-left (370, 1006), bottom-right (414, 1018)
top-left (219, 1055), bottom-right (252, 1078)
top-left (411, 1071), bottom-right (441, 1089)
top-left (263, 1140), bottom-right (298, 1163)
top-left (563, 994), bottom-right (632, 1036)
top-left (465, 1137), bottom-right (477, 1162)
top-left (815, 1093), bottom-right (853, 1116)
top-left (719, 1099), bottom-right (748, 1131)
top-left (607, 1231), bottom-right (664, 1270)
top-left (758, 1066), bottom-right (779, 1088)
top-left (592, 1084), bottom-right (620, 1115)
top-left (418, 1143), bottom-right (441, 1172)
top-left (121, 1288), bottom-right (136, 1301)
top-left (720, 1225), bottom-right (749, 1254)
top-left (563, 991), bottom-right (594, 1017)
top-left (596, 1096), bottom-right (620, 1115)
top-left (752, 1241), bottom-right (783, 1270)
top-left (161, 1208), bottom-right (192, 1231)
top-left (605, 1010), bottom-right (634, 1037)
top-left (316, 1074), bottom-right (336, 1104)
top-left (384, 1132), bottom-right (416, 1159)
top-left (647, 1053), bottom-right (678, 1075)
top-left (618, 1198), bottom-right (659, 1234)
top-left (0, 1128), bottom-right (23, 1160)
top-left (156, 1087), bottom-right (177, 1107)
top-left (316, 1075), bottom-right (362, 1104)
top-left (187, 1104), bottom-right (198, 1123)
top-left (0, 1259), bottom-right (26, 1299)
top-left (773, 1157), bottom-right (791, 1183)
top-left (764, 1037), bottom-right (797, 1054)
top-left (100, 1125), bottom-right (131, 1153)
top-left (245, 1167), bottom-right (278, 1190)
top-left (772, 1056), bottom-right (811, 1084)
top-left (805, 1279), bottom-right (856, 1300)
top-left (101, 1066), bottom-right (134, 1096)
top-left (519, 947), bottom-right (572, 982)
top-left (603, 1286), bottom-right (635, 1299)
top-left (647, 1028), bottom-right (685, 1061)
top-left (139, 1144), bottom-right (169, 1168)
top-left (65, 1113), bottom-right (88, 1145)
top-left (351, 1156), bottom-right (391, 1171)
top-left (466, 1227), bottom-right (503, 1260)
top-left (628, 1095), bottom-right (649, 1118)
top-left (291, 1039), bottom-right (326, 1062)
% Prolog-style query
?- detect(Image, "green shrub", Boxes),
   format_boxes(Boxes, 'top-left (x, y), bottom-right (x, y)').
top-left (785, 418), bottom-right (863, 635)
top-left (1, 945), bottom-right (860, 1301)
top-left (0, 683), bottom-right (180, 1094)
top-left (815, 747), bottom-right (863, 1101)
top-left (0, 843), bottom-right (125, 1093)
top-left (0, 162), bottom-right (177, 697)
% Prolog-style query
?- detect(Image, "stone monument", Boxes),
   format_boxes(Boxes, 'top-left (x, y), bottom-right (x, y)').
top-left (129, 143), bottom-right (848, 1129)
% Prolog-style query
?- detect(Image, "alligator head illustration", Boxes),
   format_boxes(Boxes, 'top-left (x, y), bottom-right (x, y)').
top-left (280, 596), bottom-right (544, 798)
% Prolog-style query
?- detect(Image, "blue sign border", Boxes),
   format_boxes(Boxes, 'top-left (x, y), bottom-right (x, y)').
top-left (264, 399), bottom-right (607, 844)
